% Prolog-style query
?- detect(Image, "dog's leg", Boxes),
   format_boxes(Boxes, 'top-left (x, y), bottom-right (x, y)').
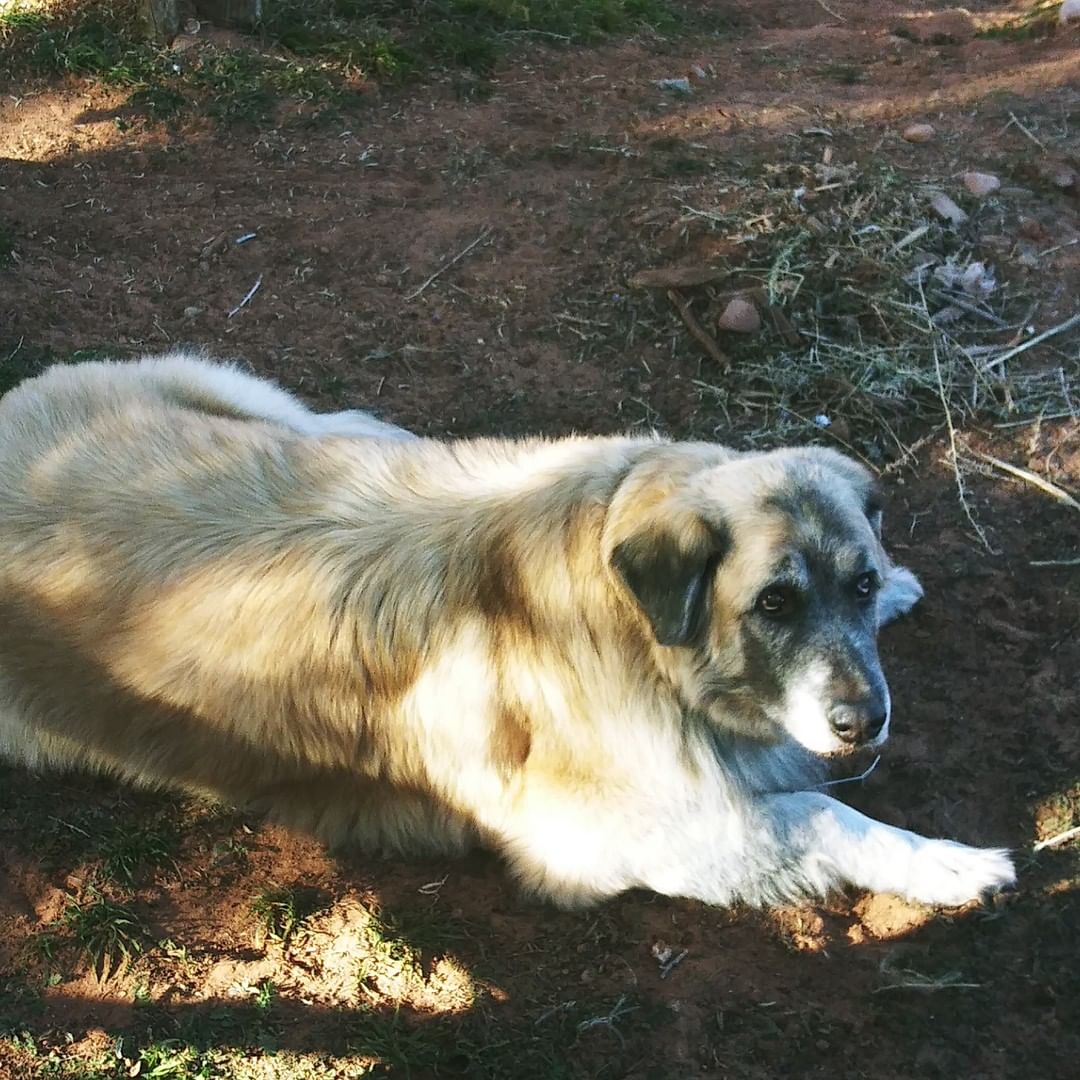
top-left (499, 786), bottom-right (1013, 909)
top-left (753, 791), bottom-right (1014, 906)
top-left (877, 564), bottom-right (924, 628)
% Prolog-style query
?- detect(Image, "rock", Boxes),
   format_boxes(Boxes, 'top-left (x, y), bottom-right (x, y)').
top-left (902, 123), bottom-right (935, 143)
top-left (960, 260), bottom-right (995, 297)
top-left (1018, 216), bottom-right (1049, 241)
top-left (1049, 165), bottom-right (1077, 191)
top-left (718, 297), bottom-right (761, 333)
top-left (182, 305), bottom-right (202, 319)
top-left (1061, 0), bottom-right (1080, 25)
top-left (929, 191), bottom-right (968, 224)
top-left (963, 171), bottom-right (1000, 198)
top-left (655, 77), bottom-right (692, 94)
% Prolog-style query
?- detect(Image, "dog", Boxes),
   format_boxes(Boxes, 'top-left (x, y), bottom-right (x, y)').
top-left (0, 352), bottom-right (1014, 908)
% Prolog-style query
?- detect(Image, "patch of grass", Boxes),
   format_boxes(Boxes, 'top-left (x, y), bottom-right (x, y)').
top-left (348, 1003), bottom-right (446, 1073)
top-left (1036, 783), bottom-right (1080, 842)
top-left (2, 0), bottom-right (686, 107)
top-left (135, 1040), bottom-right (215, 1080)
top-left (263, 0), bottom-right (681, 77)
top-left (250, 885), bottom-right (327, 945)
top-left (626, 158), bottom-right (1080, 455)
top-left (95, 815), bottom-right (178, 886)
top-left (816, 61), bottom-right (864, 85)
top-left (40, 888), bottom-right (149, 980)
top-left (976, 0), bottom-right (1061, 41)
top-left (0, 0), bottom-right (158, 83)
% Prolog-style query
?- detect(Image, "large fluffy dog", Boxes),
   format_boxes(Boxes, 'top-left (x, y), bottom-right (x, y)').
top-left (0, 354), bottom-right (1014, 907)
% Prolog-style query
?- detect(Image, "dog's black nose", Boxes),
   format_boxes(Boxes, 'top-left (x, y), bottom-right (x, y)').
top-left (828, 703), bottom-right (888, 745)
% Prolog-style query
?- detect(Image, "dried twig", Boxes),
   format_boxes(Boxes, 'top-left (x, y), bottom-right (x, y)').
top-left (972, 452), bottom-right (1080, 513)
top-left (994, 411), bottom-right (1078, 429)
top-left (667, 289), bottom-right (731, 371)
top-left (928, 290), bottom-right (1009, 328)
top-left (982, 311), bottom-right (1080, 371)
top-left (918, 279), bottom-right (996, 552)
top-left (1030, 557), bottom-right (1080, 567)
top-left (1034, 825), bottom-right (1080, 852)
top-left (227, 274), bottom-right (263, 318)
top-left (659, 949), bottom-right (689, 979)
top-left (813, 0), bottom-right (846, 21)
top-left (50, 815), bottom-right (92, 837)
top-left (1005, 110), bottom-right (1046, 151)
top-left (405, 228), bottom-right (492, 301)
top-left (576, 995), bottom-right (637, 1045)
top-left (874, 971), bottom-right (981, 993)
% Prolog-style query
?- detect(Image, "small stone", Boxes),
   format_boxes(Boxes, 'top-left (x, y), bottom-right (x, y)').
top-left (1061, 0), bottom-right (1080, 25)
top-left (1018, 216), bottom-right (1048, 241)
top-left (1050, 165), bottom-right (1077, 190)
top-left (929, 192), bottom-right (968, 225)
top-left (963, 171), bottom-right (1000, 198)
top-left (655, 77), bottom-right (692, 95)
top-left (902, 123), bottom-right (935, 143)
top-left (717, 297), bottom-right (761, 333)
top-left (183, 305), bottom-right (202, 319)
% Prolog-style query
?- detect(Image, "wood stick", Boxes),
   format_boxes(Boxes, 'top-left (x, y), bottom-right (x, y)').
top-left (667, 289), bottom-right (730, 371)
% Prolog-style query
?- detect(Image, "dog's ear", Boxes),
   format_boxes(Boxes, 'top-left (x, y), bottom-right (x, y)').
top-left (611, 516), bottom-right (729, 647)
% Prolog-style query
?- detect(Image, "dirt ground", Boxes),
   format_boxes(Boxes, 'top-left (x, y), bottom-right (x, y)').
top-left (1, 1), bottom-right (1079, 1077)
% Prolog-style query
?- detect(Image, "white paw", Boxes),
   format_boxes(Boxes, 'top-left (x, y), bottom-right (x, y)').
top-left (877, 565), bottom-right (924, 628)
top-left (902, 839), bottom-right (1015, 907)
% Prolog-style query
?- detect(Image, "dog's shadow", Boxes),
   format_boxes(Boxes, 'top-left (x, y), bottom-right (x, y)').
top-left (1, 758), bottom-right (1078, 1077)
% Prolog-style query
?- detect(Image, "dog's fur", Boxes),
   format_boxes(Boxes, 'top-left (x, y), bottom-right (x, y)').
top-left (0, 353), bottom-right (1014, 907)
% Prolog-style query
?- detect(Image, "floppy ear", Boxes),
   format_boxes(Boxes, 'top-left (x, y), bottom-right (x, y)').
top-left (611, 517), bottom-right (728, 647)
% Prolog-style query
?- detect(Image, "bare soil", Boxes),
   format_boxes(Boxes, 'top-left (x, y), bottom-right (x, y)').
top-left (1, 2), bottom-right (1078, 1077)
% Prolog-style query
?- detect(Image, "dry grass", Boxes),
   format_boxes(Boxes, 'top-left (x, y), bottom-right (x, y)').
top-left (613, 151), bottom-right (1080, 458)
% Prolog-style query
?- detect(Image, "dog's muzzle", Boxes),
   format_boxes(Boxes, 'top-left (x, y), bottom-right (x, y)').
top-left (827, 695), bottom-right (888, 747)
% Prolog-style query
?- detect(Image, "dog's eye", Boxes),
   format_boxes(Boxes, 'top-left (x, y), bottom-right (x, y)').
top-left (756, 586), bottom-right (795, 617)
top-left (855, 572), bottom-right (877, 599)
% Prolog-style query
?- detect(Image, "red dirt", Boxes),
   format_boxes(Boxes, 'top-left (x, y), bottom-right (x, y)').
top-left (0, 1), bottom-right (1078, 1077)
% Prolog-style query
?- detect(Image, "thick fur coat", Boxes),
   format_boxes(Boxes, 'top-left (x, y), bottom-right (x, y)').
top-left (0, 354), bottom-right (1014, 907)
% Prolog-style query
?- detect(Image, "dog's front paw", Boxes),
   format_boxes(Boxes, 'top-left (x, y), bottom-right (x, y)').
top-left (877, 565), bottom-right (924, 628)
top-left (902, 839), bottom-right (1015, 907)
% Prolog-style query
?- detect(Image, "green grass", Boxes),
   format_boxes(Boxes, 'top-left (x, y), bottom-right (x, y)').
top-left (134, 1041), bottom-right (216, 1079)
top-left (38, 888), bottom-right (149, 980)
top-left (975, 0), bottom-right (1062, 41)
top-left (262, 0), bottom-right (680, 76)
top-left (250, 885), bottom-right (329, 946)
top-left (816, 61), bottom-right (864, 85)
top-left (0, 0), bottom-right (686, 126)
top-left (95, 815), bottom-right (179, 886)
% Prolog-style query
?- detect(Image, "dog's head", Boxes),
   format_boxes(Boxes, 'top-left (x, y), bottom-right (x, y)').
top-left (605, 445), bottom-right (901, 755)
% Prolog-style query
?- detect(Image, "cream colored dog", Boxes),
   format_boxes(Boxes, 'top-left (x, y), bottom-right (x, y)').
top-left (0, 353), bottom-right (1014, 908)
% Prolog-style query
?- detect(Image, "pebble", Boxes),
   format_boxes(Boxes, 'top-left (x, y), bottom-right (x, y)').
top-left (963, 171), bottom-right (1000, 198)
top-left (718, 297), bottom-right (761, 333)
top-left (902, 123), bottom-right (935, 143)
top-left (655, 77), bottom-right (692, 94)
